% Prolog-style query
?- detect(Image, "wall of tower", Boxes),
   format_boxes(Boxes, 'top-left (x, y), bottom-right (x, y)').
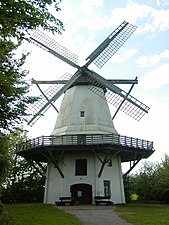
top-left (44, 84), bottom-right (125, 205)
top-left (51, 85), bottom-right (118, 136)
top-left (44, 152), bottom-right (125, 204)
top-left (95, 154), bottom-right (125, 204)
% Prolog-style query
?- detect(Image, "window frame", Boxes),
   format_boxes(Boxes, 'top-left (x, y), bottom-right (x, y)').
top-left (80, 111), bottom-right (85, 117)
top-left (75, 159), bottom-right (87, 176)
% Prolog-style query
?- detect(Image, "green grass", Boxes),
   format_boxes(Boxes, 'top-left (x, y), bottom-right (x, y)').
top-left (5, 203), bottom-right (81, 225)
top-left (115, 203), bottom-right (169, 225)
top-left (5, 202), bottom-right (169, 225)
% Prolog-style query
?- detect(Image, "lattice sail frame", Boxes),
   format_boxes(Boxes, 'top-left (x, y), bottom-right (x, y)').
top-left (86, 21), bottom-right (137, 69)
top-left (25, 73), bottom-right (73, 126)
top-left (88, 78), bottom-right (150, 121)
top-left (31, 30), bottom-right (78, 65)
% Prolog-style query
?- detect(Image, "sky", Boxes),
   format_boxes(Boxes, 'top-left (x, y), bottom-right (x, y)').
top-left (22, 0), bottom-right (169, 172)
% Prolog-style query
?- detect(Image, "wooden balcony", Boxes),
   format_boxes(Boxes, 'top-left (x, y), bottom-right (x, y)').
top-left (16, 133), bottom-right (153, 152)
top-left (15, 134), bottom-right (154, 176)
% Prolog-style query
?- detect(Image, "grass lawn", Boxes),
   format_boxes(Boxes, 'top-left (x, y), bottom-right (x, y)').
top-left (5, 203), bottom-right (81, 225)
top-left (115, 203), bottom-right (169, 225)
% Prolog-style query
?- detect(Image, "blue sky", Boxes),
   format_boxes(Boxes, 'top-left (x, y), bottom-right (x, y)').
top-left (24, 0), bottom-right (169, 171)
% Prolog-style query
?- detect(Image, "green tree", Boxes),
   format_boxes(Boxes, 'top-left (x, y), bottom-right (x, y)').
top-left (132, 161), bottom-right (159, 201)
top-left (127, 156), bottom-right (169, 203)
top-left (156, 155), bottom-right (169, 202)
top-left (123, 174), bottom-right (136, 202)
top-left (0, 134), bottom-right (10, 186)
top-left (1, 127), bottom-right (46, 203)
top-left (0, 0), bottom-right (63, 131)
top-left (0, 0), bottom-right (64, 193)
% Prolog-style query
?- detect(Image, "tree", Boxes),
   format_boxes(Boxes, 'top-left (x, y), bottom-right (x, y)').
top-left (156, 155), bottom-right (169, 202)
top-left (1, 127), bottom-right (46, 203)
top-left (123, 174), bottom-right (136, 202)
top-left (0, 0), bottom-right (64, 191)
top-left (133, 161), bottom-right (159, 201)
top-left (0, 0), bottom-right (64, 131)
top-left (0, 134), bottom-right (10, 186)
top-left (126, 156), bottom-right (169, 203)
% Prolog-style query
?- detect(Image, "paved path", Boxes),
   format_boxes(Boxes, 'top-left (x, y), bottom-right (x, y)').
top-left (56, 205), bottom-right (133, 225)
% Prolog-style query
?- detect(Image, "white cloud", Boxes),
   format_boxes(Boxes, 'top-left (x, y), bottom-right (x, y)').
top-left (140, 63), bottom-right (169, 88)
top-left (80, 0), bottom-right (104, 16)
top-left (75, 13), bottom-right (110, 32)
top-left (151, 10), bottom-right (169, 32)
top-left (110, 3), bottom-right (151, 26)
top-left (138, 14), bottom-right (169, 36)
top-left (136, 50), bottom-right (169, 67)
top-left (137, 9), bottom-right (169, 35)
top-left (110, 2), bottom-right (169, 35)
top-left (109, 48), bottom-right (138, 64)
top-left (77, 0), bottom-right (110, 32)
top-left (156, 0), bottom-right (169, 6)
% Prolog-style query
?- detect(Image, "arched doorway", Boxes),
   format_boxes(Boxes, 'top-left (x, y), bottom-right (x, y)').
top-left (71, 183), bottom-right (92, 204)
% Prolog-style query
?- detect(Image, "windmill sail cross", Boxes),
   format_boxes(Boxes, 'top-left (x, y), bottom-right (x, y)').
top-left (27, 21), bottom-right (149, 125)
top-left (85, 21), bottom-right (137, 68)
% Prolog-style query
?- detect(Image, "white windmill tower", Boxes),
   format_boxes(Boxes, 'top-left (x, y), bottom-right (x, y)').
top-left (17, 21), bottom-right (154, 205)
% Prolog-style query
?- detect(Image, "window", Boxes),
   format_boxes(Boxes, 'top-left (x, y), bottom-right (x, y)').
top-left (80, 111), bottom-right (85, 117)
top-left (104, 180), bottom-right (111, 197)
top-left (75, 159), bottom-right (87, 176)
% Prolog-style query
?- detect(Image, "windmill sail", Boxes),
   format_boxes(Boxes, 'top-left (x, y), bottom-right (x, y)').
top-left (87, 72), bottom-right (149, 121)
top-left (31, 30), bottom-right (79, 69)
top-left (25, 83), bottom-right (63, 126)
top-left (25, 73), bottom-right (73, 126)
top-left (85, 21), bottom-right (137, 68)
top-left (26, 71), bottom-right (82, 126)
top-left (27, 21), bottom-right (149, 125)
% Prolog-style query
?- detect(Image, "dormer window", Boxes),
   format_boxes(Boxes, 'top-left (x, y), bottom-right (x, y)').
top-left (80, 111), bottom-right (85, 117)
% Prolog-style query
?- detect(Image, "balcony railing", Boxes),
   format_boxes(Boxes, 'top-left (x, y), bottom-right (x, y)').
top-left (16, 133), bottom-right (153, 153)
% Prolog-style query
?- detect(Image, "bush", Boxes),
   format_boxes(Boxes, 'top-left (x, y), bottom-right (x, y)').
top-left (124, 155), bottom-right (169, 203)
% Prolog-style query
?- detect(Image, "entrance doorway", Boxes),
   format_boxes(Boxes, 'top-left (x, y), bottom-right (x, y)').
top-left (71, 183), bottom-right (92, 204)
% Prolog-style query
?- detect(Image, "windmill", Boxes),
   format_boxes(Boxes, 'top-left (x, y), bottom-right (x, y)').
top-left (17, 21), bottom-right (154, 205)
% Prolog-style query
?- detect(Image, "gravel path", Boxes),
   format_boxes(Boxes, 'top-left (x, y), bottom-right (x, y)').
top-left (56, 205), bottom-right (133, 225)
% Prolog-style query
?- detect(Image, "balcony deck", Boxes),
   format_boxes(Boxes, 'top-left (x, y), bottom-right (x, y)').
top-left (16, 133), bottom-right (154, 162)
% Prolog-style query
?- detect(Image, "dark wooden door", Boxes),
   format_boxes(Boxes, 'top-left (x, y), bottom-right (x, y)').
top-left (71, 183), bottom-right (92, 204)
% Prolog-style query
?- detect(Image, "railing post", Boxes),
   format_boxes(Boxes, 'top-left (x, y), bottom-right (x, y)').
top-left (51, 135), bottom-right (53, 146)
top-left (117, 134), bottom-right (120, 145)
top-left (136, 138), bottom-right (138, 148)
top-left (42, 136), bottom-right (44, 146)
